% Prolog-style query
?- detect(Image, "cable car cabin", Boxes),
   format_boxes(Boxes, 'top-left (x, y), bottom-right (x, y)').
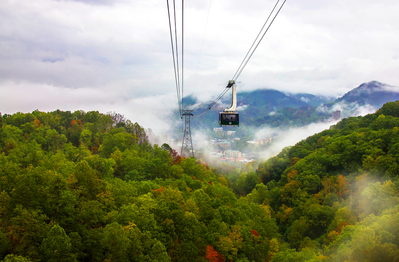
top-left (219, 112), bottom-right (239, 126)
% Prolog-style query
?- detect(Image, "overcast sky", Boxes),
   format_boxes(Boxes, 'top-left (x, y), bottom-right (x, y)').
top-left (1, 0), bottom-right (399, 134)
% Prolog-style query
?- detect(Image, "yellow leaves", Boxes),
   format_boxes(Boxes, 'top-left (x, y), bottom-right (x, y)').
top-left (276, 204), bottom-right (293, 224)
top-left (123, 221), bottom-right (137, 230)
top-left (287, 170), bottom-right (298, 182)
top-left (259, 204), bottom-right (273, 219)
top-left (323, 230), bottom-right (339, 246)
top-left (218, 176), bottom-right (228, 187)
top-left (33, 118), bottom-right (42, 128)
top-left (217, 225), bottom-right (243, 260)
top-left (381, 180), bottom-right (396, 195)
top-left (229, 225), bottom-right (243, 248)
top-left (269, 238), bottom-right (279, 260)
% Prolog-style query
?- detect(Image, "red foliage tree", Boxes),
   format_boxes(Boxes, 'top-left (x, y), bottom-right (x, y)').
top-left (251, 229), bottom-right (259, 237)
top-left (206, 245), bottom-right (225, 262)
top-left (170, 149), bottom-right (182, 165)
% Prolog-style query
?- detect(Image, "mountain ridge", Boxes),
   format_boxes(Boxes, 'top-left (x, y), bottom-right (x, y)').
top-left (181, 81), bottom-right (399, 131)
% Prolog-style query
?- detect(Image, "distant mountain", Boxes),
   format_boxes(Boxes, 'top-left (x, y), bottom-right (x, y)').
top-left (319, 81), bottom-right (399, 117)
top-left (183, 89), bottom-right (334, 132)
top-left (336, 81), bottom-right (399, 108)
top-left (184, 89), bottom-right (333, 112)
top-left (180, 81), bottom-right (399, 132)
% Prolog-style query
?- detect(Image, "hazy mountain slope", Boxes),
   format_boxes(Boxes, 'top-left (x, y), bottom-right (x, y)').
top-left (336, 81), bottom-right (399, 107)
top-left (184, 81), bottom-right (399, 131)
top-left (320, 81), bottom-right (399, 117)
top-left (247, 101), bottom-right (399, 260)
top-left (186, 89), bottom-right (333, 130)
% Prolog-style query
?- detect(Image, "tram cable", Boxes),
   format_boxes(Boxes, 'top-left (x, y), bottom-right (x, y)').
top-left (166, 0), bottom-right (184, 118)
top-left (203, 0), bottom-right (286, 113)
top-left (231, 0), bottom-right (282, 81)
top-left (181, 0), bottom-right (184, 114)
top-left (233, 0), bottom-right (286, 81)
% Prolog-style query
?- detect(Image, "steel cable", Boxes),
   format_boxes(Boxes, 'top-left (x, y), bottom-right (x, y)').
top-left (166, 0), bottom-right (182, 117)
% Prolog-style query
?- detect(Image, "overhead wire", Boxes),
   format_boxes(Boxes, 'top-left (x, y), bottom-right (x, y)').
top-left (166, 0), bottom-right (182, 117)
top-left (196, 86), bottom-right (229, 116)
top-left (181, 0), bottom-right (184, 114)
top-left (204, 0), bottom-right (286, 113)
top-left (173, 0), bottom-right (182, 116)
top-left (231, 0), bottom-right (281, 81)
top-left (234, 0), bottom-right (287, 81)
top-left (208, 88), bottom-right (229, 109)
top-left (166, 0), bottom-right (186, 118)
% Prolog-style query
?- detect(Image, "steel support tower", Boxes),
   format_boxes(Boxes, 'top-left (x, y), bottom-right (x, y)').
top-left (181, 110), bottom-right (194, 157)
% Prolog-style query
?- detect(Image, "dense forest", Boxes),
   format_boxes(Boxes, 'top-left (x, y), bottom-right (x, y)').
top-left (1, 101), bottom-right (399, 261)
top-left (253, 101), bottom-right (399, 261)
top-left (0, 110), bottom-right (277, 262)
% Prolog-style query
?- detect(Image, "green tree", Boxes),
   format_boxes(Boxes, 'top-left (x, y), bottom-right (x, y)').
top-left (101, 222), bottom-right (130, 262)
top-left (2, 255), bottom-right (32, 262)
top-left (40, 225), bottom-right (76, 262)
top-left (151, 240), bottom-right (171, 262)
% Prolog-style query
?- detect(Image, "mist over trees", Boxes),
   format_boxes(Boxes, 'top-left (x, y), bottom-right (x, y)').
top-left (1, 102), bottom-right (399, 261)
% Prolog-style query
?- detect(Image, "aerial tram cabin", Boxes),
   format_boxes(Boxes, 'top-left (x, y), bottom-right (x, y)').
top-left (219, 80), bottom-right (239, 127)
top-left (219, 112), bottom-right (239, 126)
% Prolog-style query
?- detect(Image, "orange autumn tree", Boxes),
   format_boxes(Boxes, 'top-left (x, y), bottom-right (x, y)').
top-left (152, 186), bottom-right (164, 195)
top-left (336, 175), bottom-right (349, 198)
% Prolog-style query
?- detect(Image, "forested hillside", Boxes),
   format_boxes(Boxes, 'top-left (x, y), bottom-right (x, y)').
top-left (1, 101), bottom-right (399, 262)
top-left (0, 110), bottom-right (278, 262)
top-left (252, 101), bottom-right (399, 261)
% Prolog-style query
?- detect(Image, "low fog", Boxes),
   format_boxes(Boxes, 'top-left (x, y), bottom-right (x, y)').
top-left (149, 99), bottom-right (383, 167)
top-left (317, 101), bottom-right (377, 118)
top-left (254, 120), bottom-right (340, 160)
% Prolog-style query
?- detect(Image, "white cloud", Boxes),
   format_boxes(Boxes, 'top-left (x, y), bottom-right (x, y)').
top-left (1, 0), bottom-right (399, 133)
top-left (317, 101), bottom-right (377, 118)
top-left (255, 120), bottom-right (340, 160)
top-left (0, 80), bottom-right (179, 135)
